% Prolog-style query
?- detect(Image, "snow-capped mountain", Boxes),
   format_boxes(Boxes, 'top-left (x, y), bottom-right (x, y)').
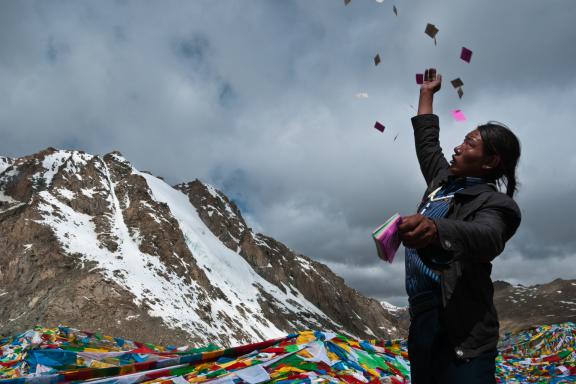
top-left (0, 148), bottom-right (402, 347)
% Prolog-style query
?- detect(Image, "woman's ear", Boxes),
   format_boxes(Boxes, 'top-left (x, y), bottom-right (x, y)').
top-left (482, 154), bottom-right (501, 170)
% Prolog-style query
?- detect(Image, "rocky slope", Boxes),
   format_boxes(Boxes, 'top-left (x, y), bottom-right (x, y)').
top-left (0, 148), bottom-right (402, 347)
top-left (384, 278), bottom-right (576, 334)
top-left (493, 278), bottom-right (576, 333)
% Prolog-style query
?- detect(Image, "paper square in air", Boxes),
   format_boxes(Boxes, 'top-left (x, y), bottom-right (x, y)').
top-left (374, 54), bottom-right (381, 66)
top-left (452, 109), bottom-right (466, 122)
top-left (451, 78), bottom-right (464, 88)
top-left (460, 47), bottom-right (473, 63)
top-left (374, 121), bottom-right (385, 132)
top-left (393, 5), bottom-right (398, 15)
top-left (416, 74), bottom-right (424, 84)
top-left (425, 23), bottom-right (439, 39)
top-left (344, 0), bottom-right (351, 6)
top-left (457, 88), bottom-right (464, 99)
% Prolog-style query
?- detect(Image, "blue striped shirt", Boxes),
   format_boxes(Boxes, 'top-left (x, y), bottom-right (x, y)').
top-left (405, 177), bottom-right (486, 298)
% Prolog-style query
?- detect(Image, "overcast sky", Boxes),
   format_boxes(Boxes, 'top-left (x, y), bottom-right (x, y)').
top-left (1, 0), bottom-right (575, 306)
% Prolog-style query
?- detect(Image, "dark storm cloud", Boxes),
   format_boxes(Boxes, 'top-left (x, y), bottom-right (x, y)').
top-left (174, 35), bottom-right (210, 62)
top-left (512, 184), bottom-right (576, 259)
top-left (1, 0), bottom-right (575, 307)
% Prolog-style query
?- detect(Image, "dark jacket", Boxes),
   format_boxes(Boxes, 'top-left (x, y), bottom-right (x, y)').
top-left (411, 114), bottom-right (521, 359)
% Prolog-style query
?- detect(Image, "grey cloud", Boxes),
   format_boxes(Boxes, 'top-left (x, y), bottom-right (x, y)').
top-left (173, 34), bottom-right (210, 65)
top-left (510, 185), bottom-right (576, 259)
top-left (46, 37), bottom-right (71, 64)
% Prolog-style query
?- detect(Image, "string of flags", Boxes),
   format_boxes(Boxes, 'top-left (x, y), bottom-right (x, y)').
top-left (0, 326), bottom-right (411, 383)
top-left (496, 322), bottom-right (576, 382)
top-left (1, 323), bottom-right (574, 383)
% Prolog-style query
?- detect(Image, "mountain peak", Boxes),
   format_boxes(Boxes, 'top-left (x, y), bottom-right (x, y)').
top-left (0, 149), bottom-right (403, 346)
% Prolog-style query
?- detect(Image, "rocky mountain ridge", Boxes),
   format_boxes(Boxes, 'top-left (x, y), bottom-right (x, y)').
top-left (385, 278), bottom-right (576, 334)
top-left (493, 278), bottom-right (576, 333)
top-left (0, 148), bottom-right (402, 347)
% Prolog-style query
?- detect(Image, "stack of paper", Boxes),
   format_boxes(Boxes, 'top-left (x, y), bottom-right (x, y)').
top-left (372, 213), bottom-right (402, 263)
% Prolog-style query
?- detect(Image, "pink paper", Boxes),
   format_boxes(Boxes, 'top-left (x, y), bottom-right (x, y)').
top-left (374, 121), bottom-right (385, 132)
top-left (451, 109), bottom-right (466, 122)
top-left (372, 214), bottom-right (402, 263)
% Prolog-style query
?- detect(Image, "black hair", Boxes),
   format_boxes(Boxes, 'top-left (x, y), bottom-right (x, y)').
top-left (477, 121), bottom-right (521, 198)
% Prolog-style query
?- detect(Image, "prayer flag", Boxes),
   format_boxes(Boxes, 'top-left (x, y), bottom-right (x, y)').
top-left (235, 365), bottom-right (270, 383)
top-left (1, 323), bottom-right (574, 382)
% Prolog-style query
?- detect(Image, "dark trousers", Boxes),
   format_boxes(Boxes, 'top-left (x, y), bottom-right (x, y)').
top-left (408, 296), bottom-right (497, 384)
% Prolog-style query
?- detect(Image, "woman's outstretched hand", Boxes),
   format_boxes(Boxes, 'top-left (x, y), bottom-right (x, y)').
top-left (398, 214), bottom-right (438, 249)
top-left (420, 68), bottom-right (442, 94)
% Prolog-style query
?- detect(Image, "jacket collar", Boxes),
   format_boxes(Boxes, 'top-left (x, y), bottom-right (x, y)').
top-left (455, 183), bottom-right (497, 196)
top-left (432, 168), bottom-right (497, 197)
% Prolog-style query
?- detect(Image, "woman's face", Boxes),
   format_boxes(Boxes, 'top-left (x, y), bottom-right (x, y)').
top-left (449, 129), bottom-right (498, 178)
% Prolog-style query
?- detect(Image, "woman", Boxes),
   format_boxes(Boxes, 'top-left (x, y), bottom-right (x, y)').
top-left (398, 68), bottom-right (522, 383)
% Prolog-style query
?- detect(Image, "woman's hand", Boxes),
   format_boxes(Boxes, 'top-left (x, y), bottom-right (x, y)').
top-left (420, 68), bottom-right (442, 95)
top-left (398, 214), bottom-right (439, 249)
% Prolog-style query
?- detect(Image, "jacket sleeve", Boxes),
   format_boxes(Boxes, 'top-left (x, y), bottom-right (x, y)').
top-left (429, 198), bottom-right (521, 263)
top-left (411, 114), bottom-right (451, 186)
